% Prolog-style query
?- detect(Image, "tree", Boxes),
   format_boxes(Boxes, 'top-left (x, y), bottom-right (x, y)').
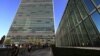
top-left (0, 35), bottom-right (5, 44)
top-left (4, 38), bottom-right (11, 45)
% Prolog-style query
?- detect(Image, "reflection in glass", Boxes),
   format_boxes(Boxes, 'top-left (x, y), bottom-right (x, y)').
top-left (82, 0), bottom-right (95, 12)
top-left (74, 8), bottom-right (82, 22)
top-left (80, 23), bottom-right (90, 46)
top-left (91, 12), bottom-right (100, 32)
top-left (76, 26), bottom-right (83, 46)
top-left (77, 0), bottom-right (88, 19)
top-left (98, 8), bottom-right (100, 13)
top-left (72, 11), bottom-right (78, 25)
top-left (84, 18), bottom-right (97, 45)
top-left (92, 0), bottom-right (100, 6)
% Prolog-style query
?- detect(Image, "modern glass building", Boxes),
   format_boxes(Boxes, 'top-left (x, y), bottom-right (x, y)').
top-left (56, 0), bottom-right (100, 47)
top-left (7, 0), bottom-right (55, 44)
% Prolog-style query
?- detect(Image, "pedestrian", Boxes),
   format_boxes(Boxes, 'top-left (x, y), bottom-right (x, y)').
top-left (11, 44), bottom-right (19, 56)
top-left (27, 45), bottom-right (31, 52)
top-left (26, 45), bottom-right (32, 56)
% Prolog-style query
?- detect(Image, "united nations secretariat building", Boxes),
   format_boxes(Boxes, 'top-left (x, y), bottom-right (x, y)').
top-left (7, 0), bottom-right (55, 45)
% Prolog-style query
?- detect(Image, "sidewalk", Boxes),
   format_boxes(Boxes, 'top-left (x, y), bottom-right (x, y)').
top-left (18, 48), bottom-right (53, 56)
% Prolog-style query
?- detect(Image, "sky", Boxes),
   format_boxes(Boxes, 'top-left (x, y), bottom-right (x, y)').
top-left (0, 0), bottom-right (68, 38)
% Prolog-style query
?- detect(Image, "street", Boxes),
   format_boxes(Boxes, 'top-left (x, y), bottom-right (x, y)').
top-left (19, 48), bottom-right (53, 56)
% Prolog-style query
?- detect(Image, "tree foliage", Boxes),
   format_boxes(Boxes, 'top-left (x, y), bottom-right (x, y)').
top-left (4, 38), bottom-right (11, 45)
top-left (0, 35), bottom-right (5, 44)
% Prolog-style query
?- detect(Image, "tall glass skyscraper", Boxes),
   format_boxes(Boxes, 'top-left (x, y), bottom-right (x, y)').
top-left (56, 0), bottom-right (100, 47)
top-left (7, 0), bottom-right (55, 44)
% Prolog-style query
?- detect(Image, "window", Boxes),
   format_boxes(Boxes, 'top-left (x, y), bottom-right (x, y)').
top-left (79, 24), bottom-right (86, 46)
top-left (84, 18), bottom-right (96, 34)
top-left (84, 17), bottom-right (97, 44)
top-left (45, 21), bottom-right (50, 24)
top-left (18, 14), bottom-right (22, 16)
top-left (76, 26), bottom-right (83, 46)
top-left (69, 15), bottom-right (74, 29)
top-left (91, 12), bottom-right (100, 32)
top-left (92, 0), bottom-right (100, 6)
top-left (18, 12), bottom-right (23, 14)
top-left (72, 11), bottom-right (78, 25)
top-left (77, 0), bottom-right (88, 19)
top-left (74, 28), bottom-right (81, 46)
top-left (98, 8), bottom-right (100, 13)
top-left (36, 20), bottom-right (42, 22)
top-left (80, 23), bottom-right (90, 46)
top-left (74, 7), bottom-right (82, 22)
top-left (13, 21), bottom-right (16, 24)
top-left (82, 0), bottom-right (95, 12)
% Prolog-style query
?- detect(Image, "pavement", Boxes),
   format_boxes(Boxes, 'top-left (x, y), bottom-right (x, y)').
top-left (19, 47), bottom-right (53, 56)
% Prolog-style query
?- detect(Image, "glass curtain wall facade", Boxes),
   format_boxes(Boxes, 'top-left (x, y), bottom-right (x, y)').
top-left (7, 0), bottom-right (55, 44)
top-left (56, 0), bottom-right (100, 47)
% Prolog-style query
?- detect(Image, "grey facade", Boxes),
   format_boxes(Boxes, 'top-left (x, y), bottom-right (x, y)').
top-left (56, 0), bottom-right (100, 47)
top-left (7, 0), bottom-right (55, 44)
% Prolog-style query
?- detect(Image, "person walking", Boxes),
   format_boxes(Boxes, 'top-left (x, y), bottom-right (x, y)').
top-left (11, 44), bottom-right (19, 56)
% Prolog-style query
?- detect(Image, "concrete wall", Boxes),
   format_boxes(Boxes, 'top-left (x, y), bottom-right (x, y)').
top-left (51, 47), bottom-right (100, 56)
top-left (0, 48), bottom-right (12, 56)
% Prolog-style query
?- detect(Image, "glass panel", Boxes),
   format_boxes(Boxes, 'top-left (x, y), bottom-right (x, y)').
top-left (77, 0), bottom-right (88, 19)
top-left (92, 0), bottom-right (100, 6)
top-left (98, 8), bottom-right (100, 13)
top-left (76, 26), bottom-right (83, 46)
top-left (67, 32), bottom-right (71, 46)
top-left (69, 13), bottom-right (75, 29)
top-left (72, 29), bottom-right (80, 46)
top-left (84, 18), bottom-right (97, 35)
top-left (91, 12), bottom-right (100, 32)
top-left (84, 18), bottom-right (97, 45)
top-left (80, 23), bottom-right (90, 46)
top-left (74, 29), bottom-right (80, 46)
top-left (70, 31), bottom-right (75, 46)
top-left (69, 31), bottom-right (73, 46)
top-left (79, 23), bottom-right (90, 46)
top-left (82, 0), bottom-right (95, 12)
top-left (72, 11), bottom-right (78, 25)
top-left (74, 7), bottom-right (82, 22)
